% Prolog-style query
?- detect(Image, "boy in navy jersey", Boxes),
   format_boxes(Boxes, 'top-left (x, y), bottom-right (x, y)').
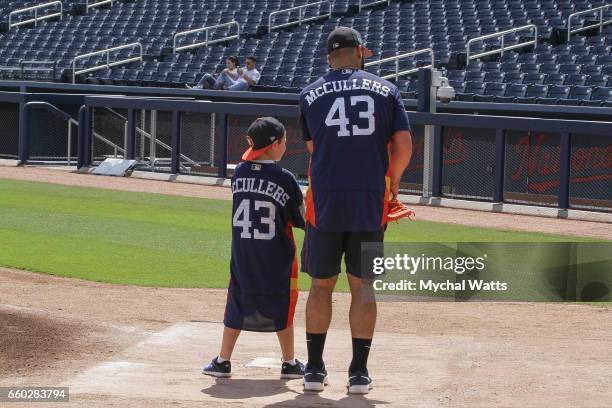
top-left (299, 27), bottom-right (413, 394)
top-left (202, 117), bottom-right (306, 379)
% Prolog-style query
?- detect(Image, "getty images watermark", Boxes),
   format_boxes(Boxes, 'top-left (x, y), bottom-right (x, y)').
top-left (371, 252), bottom-right (508, 293)
top-left (361, 243), bottom-right (612, 302)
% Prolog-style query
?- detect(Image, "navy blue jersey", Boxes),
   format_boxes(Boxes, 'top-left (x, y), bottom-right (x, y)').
top-left (225, 161), bottom-right (305, 332)
top-left (299, 68), bottom-right (411, 232)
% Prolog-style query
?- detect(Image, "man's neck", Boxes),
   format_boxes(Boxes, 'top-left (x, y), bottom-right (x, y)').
top-left (331, 64), bottom-right (360, 70)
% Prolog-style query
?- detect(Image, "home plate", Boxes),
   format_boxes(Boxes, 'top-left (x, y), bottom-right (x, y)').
top-left (65, 322), bottom-right (454, 406)
top-left (246, 357), bottom-right (281, 368)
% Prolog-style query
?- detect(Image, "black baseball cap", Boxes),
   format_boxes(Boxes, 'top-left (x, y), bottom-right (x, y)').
top-left (242, 117), bottom-right (286, 161)
top-left (327, 26), bottom-right (373, 58)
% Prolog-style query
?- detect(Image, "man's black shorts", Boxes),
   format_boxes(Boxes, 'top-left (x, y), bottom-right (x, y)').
top-left (301, 223), bottom-right (384, 279)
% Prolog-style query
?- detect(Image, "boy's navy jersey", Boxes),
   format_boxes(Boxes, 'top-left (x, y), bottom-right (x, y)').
top-left (225, 161), bottom-right (305, 332)
top-left (299, 68), bottom-right (411, 232)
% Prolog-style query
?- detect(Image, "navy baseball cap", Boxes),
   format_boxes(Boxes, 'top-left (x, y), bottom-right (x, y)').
top-left (327, 27), bottom-right (373, 58)
top-left (242, 117), bottom-right (286, 161)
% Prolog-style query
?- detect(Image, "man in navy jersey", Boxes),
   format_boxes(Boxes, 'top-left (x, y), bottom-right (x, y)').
top-left (299, 27), bottom-right (413, 394)
top-left (202, 117), bottom-right (306, 380)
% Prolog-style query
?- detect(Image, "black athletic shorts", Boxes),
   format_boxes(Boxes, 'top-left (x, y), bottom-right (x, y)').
top-left (301, 223), bottom-right (384, 279)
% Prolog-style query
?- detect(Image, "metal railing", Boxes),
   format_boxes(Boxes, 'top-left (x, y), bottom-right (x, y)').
top-left (20, 60), bottom-right (57, 80)
top-left (567, 4), bottom-right (612, 40)
top-left (96, 107), bottom-right (199, 168)
top-left (20, 101), bottom-right (123, 164)
top-left (268, 1), bottom-right (332, 33)
top-left (8, 1), bottom-right (63, 30)
top-left (364, 48), bottom-right (434, 81)
top-left (22, 102), bottom-right (74, 165)
top-left (173, 21), bottom-right (240, 53)
top-left (467, 24), bottom-right (538, 61)
top-left (358, 0), bottom-right (390, 12)
top-left (72, 42), bottom-right (143, 83)
top-left (85, 0), bottom-right (114, 13)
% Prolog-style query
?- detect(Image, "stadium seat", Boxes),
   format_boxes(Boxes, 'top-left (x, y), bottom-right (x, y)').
top-left (474, 82), bottom-right (506, 102)
top-left (517, 84), bottom-right (549, 104)
top-left (558, 86), bottom-right (593, 105)
top-left (564, 74), bottom-right (587, 86)
top-left (544, 73), bottom-right (566, 85)
top-left (495, 83), bottom-right (528, 102)
top-left (456, 81), bottom-right (486, 101)
top-left (538, 85), bottom-right (571, 104)
top-left (582, 87), bottom-right (612, 106)
top-left (0, 0), bottom-right (609, 102)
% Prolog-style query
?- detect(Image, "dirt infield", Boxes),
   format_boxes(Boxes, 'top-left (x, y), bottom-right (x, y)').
top-left (1, 166), bottom-right (612, 407)
top-left (1, 268), bottom-right (611, 407)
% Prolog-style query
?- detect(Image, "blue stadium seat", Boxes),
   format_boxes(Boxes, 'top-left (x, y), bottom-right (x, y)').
top-left (523, 72), bottom-right (545, 85)
top-left (0, 0), bottom-right (609, 100)
top-left (558, 85), bottom-right (592, 105)
top-left (582, 87), bottom-right (612, 106)
top-left (495, 83), bottom-right (528, 102)
top-left (564, 74), bottom-right (587, 86)
top-left (586, 74), bottom-right (609, 87)
top-left (516, 84), bottom-right (548, 103)
top-left (538, 85), bottom-right (570, 104)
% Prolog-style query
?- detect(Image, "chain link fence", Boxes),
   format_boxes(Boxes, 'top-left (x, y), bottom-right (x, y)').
top-left (179, 111), bottom-right (217, 176)
top-left (81, 103), bottom-right (611, 215)
top-left (91, 107), bottom-right (130, 164)
top-left (28, 106), bottom-right (77, 163)
top-left (226, 114), bottom-right (309, 182)
top-left (442, 127), bottom-right (496, 201)
top-left (504, 131), bottom-right (561, 207)
top-left (569, 133), bottom-right (612, 212)
top-left (0, 102), bottom-right (19, 159)
top-left (401, 124), bottom-right (423, 195)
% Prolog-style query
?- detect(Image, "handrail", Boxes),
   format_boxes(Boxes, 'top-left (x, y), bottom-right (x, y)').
top-left (467, 24), bottom-right (538, 61)
top-left (567, 4), bottom-right (612, 40)
top-left (70, 117), bottom-right (127, 158)
top-left (268, 1), bottom-right (332, 33)
top-left (98, 107), bottom-right (198, 166)
top-left (8, 1), bottom-right (63, 30)
top-left (358, 0), bottom-right (390, 12)
top-left (25, 101), bottom-right (71, 121)
top-left (72, 42), bottom-right (143, 83)
top-left (364, 48), bottom-right (434, 81)
top-left (86, 0), bottom-right (114, 13)
top-left (20, 60), bottom-right (57, 79)
top-left (24, 102), bottom-right (73, 165)
top-left (173, 21), bottom-right (240, 53)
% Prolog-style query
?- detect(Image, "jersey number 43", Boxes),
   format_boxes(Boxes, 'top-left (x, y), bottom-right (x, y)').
top-left (325, 95), bottom-right (375, 137)
top-left (233, 198), bottom-right (276, 240)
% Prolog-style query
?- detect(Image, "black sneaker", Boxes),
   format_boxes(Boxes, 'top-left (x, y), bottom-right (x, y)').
top-left (303, 364), bottom-right (328, 392)
top-left (347, 370), bottom-right (373, 394)
top-left (280, 359), bottom-right (305, 379)
top-left (202, 357), bottom-right (231, 378)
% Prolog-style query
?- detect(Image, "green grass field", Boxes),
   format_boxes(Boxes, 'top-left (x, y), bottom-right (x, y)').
top-left (0, 178), bottom-right (601, 291)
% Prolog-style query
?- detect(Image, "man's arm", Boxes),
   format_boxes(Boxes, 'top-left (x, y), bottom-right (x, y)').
top-left (389, 130), bottom-right (413, 199)
top-left (242, 73), bottom-right (255, 85)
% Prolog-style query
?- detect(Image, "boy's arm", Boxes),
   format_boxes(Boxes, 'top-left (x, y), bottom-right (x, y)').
top-left (285, 174), bottom-right (306, 229)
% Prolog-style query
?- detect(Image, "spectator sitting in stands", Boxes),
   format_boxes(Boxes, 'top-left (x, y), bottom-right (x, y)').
top-left (192, 56), bottom-right (260, 91)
